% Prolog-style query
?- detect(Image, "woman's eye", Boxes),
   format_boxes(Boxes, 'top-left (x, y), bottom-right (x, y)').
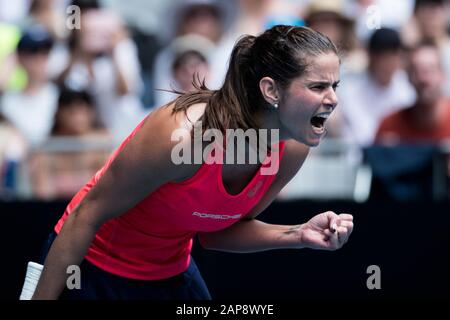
top-left (312, 85), bottom-right (325, 91)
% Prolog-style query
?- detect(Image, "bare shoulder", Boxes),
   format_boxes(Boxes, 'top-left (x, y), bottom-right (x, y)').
top-left (72, 103), bottom-right (210, 223)
top-left (141, 102), bottom-right (207, 136)
top-left (117, 102), bottom-right (208, 182)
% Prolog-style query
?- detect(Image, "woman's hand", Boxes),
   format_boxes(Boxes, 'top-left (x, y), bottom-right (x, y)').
top-left (299, 211), bottom-right (353, 251)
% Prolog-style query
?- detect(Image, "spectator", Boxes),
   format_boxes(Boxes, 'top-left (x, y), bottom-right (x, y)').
top-left (304, 0), bottom-right (354, 52)
top-left (169, 34), bottom-right (213, 94)
top-left (153, 0), bottom-right (234, 106)
top-left (0, 22), bottom-right (27, 93)
top-left (0, 26), bottom-right (58, 146)
top-left (25, 0), bottom-right (68, 41)
top-left (0, 114), bottom-right (28, 198)
top-left (334, 28), bottom-right (416, 146)
top-left (58, 0), bottom-right (145, 142)
top-left (347, 0), bottom-right (415, 44)
top-left (29, 86), bottom-right (111, 200)
top-left (303, 0), bottom-right (365, 74)
top-left (376, 42), bottom-right (450, 143)
top-left (402, 0), bottom-right (450, 97)
top-left (226, 0), bottom-right (275, 37)
top-left (373, 43), bottom-right (450, 201)
top-left (226, 0), bottom-right (305, 37)
top-left (50, 86), bottom-right (108, 137)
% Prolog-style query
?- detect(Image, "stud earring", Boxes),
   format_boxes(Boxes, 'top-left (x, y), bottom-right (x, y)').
top-left (273, 102), bottom-right (279, 109)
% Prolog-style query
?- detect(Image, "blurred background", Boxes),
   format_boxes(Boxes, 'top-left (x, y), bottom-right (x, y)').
top-left (1, 0), bottom-right (449, 300)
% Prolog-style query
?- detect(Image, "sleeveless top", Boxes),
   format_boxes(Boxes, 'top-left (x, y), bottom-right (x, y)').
top-left (55, 117), bottom-right (286, 280)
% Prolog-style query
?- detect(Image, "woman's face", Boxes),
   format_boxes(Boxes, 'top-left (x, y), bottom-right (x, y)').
top-left (278, 53), bottom-right (340, 147)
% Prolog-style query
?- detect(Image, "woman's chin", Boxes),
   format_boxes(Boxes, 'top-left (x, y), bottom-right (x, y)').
top-left (293, 134), bottom-right (321, 147)
top-left (307, 126), bottom-right (326, 146)
top-left (285, 127), bottom-right (324, 146)
top-left (305, 138), bottom-right (321, 147)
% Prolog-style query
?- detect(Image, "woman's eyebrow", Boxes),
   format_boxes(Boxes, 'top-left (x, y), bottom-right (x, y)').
top-left (305, 80), bottom-right (341, 86)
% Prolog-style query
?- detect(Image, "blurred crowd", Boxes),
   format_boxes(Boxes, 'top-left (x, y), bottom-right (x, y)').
top-left (0, 0), bottom-right (449, 201)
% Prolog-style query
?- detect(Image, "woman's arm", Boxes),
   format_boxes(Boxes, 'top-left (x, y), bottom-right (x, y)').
top-left (198, 212), bottom-right (353, 252)
top-left (199, 219), bottom-right (305, 253)
top-left (32, 105), bottom-right (200, 299)
top-left (198, 141), bottom-right (354, 252)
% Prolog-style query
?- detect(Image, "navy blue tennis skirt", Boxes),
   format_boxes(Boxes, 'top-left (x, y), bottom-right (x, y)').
top-left (39, 232), bottom-right (211, 300)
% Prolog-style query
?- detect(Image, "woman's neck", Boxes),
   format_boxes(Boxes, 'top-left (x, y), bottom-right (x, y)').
top-left (254, 107), bottom-right (286, 145)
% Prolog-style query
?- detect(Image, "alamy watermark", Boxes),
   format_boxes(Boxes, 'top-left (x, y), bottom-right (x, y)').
top-left (170, 122), bottom-right (280, 175)
top-left (66, 265), bottom-right (81, 290)
top-left (66, 5), bottom-right (81, 30)
top-left (366, 265), bottom-right (381, 290)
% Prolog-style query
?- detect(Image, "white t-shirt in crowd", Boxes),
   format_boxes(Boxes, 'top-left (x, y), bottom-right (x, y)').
top-left (337, 70), bottom-right (417, 146)
top-left (0, 83), bottom-right (58, 146)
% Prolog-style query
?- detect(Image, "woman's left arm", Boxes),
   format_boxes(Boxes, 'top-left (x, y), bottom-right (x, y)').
top-left (198, 141), bottom-right (354, 252)
top-left (198, 211), bottom-right (353, 252)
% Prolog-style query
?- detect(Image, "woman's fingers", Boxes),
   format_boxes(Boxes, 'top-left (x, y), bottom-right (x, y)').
top-left (329, 216), bottom-right (340, 233)
top-left (324, 219), bottom-right (353, 249)
top-left (323, 224), bottom-right (339, 250)
top-left (339, 220), bottom-right (354, 232)
top-left (338, 213), bottom-right (353, 221)
top-left (336, 226), bottom-right (350, 244)
top-left (339, 220), bottom-right (354, 241)
top-left (317, 212), bottom-right (354, 250)
top-left (328, 228), bottom-right (340, 249)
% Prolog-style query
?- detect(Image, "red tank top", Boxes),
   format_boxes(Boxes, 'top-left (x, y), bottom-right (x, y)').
top-left (55, 118), bottom-right (286, 280)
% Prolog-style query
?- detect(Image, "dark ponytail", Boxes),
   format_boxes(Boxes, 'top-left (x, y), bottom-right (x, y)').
top-left (206, 35), bottom-right (258, 132)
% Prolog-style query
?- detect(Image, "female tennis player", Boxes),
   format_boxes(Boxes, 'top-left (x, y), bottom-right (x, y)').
top-left (32, 25), bottom-right (353, 300)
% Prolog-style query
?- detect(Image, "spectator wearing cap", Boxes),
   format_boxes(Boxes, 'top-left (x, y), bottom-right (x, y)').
top-left (0, 26), bottom-right (58, 146)
top-left (171, 35), bottom-right (212, 93)
top-left (332, 28), bottom-right (416, 147)
top-left (152, 0), bottom-right (235, 107)
top-left (155, 34), bottom-right (214, 104)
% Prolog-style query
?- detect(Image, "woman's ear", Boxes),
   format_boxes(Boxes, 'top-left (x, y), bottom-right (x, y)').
top-left (259, 77), bottom-right (280, 105)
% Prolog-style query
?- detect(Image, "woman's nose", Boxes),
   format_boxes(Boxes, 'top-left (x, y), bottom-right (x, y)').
top-left (324, 89), bottom-right (338, 109)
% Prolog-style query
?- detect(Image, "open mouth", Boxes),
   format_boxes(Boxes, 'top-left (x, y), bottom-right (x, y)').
top-left (310, 112), bottom-right (330, 134)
